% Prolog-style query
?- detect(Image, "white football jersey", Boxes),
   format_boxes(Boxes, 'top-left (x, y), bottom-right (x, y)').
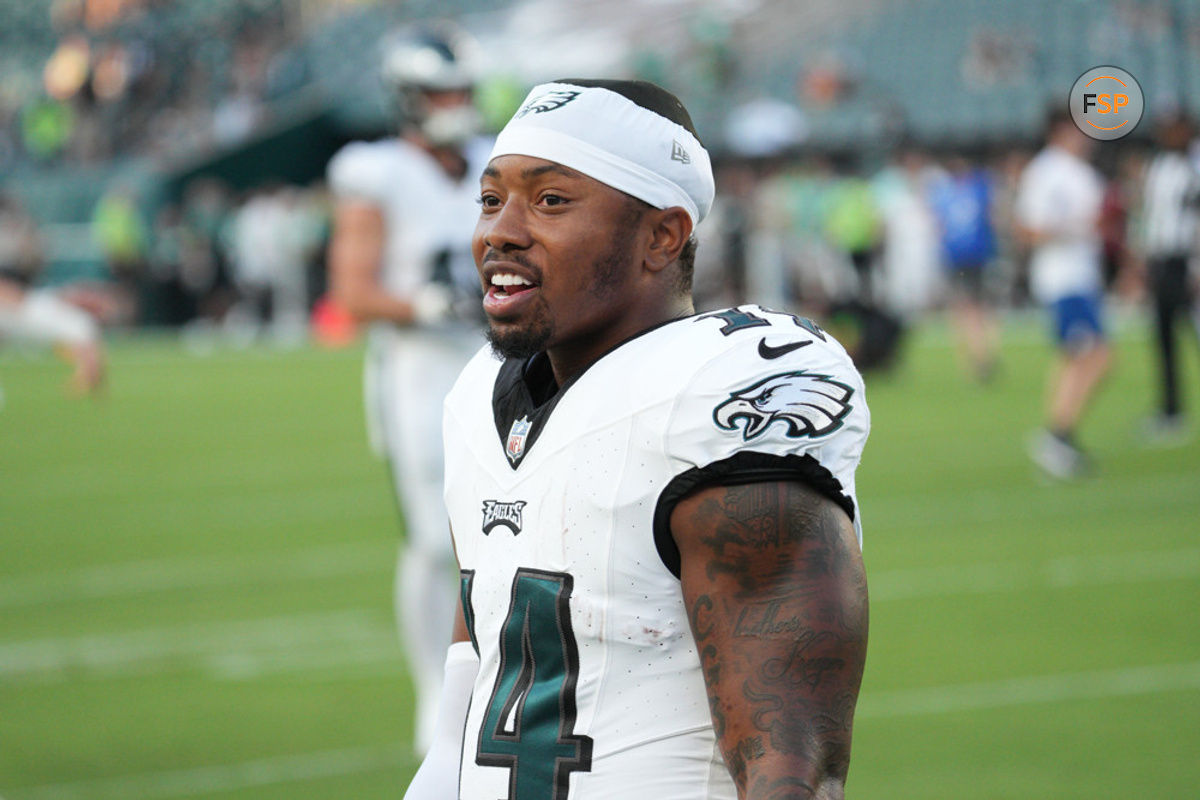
top-left (327, 135), bottom-right (492, 301)
top-left (443, 306), bottom-right (870, 800)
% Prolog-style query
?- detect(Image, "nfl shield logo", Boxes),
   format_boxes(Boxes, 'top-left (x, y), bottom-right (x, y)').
top-left (505, 416), bottom-right (532, 464)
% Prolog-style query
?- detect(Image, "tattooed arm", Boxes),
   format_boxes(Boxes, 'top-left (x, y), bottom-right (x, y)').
top-left (672, 481), bottom-right (868, 800)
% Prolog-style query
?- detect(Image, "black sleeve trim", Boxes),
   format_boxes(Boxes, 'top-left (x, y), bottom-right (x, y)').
top-left (652, 451), bottom-right (856, 579)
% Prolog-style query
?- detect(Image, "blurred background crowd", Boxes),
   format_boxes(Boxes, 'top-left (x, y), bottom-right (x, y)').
top-left (1, 0), bottom-right (1198, 359)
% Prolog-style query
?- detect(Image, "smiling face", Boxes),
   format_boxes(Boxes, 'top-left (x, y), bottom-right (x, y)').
top-left (473, 154), bottom-right (659, 380)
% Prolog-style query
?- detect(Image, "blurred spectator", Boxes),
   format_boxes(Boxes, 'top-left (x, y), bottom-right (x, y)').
top-left (1016, 110), bottom-right (1112, 480)
top-left (1099, 150), bottom-right (1139, 291)
top-left (989, 147), bottom-right (1033, 305)
top-left (20, 97), bottom-right (75, 162)
top-left (91, 182), bottom-right (148, 323)
top-left (873, 146), bottom-right (941, 324)
top-left (0, 193), bottom-right (47, 286)
top-left (747, 156), bottom-right (845, 312)
top-left (227, 185), bottom-right (287, 339)
top-left (1137, 112), bottom-right (1200, 441)
top-left (145, 203), bottom-right (198, 326)
top-left (181, 179), bottom-right (237, 325)
top-left (824, 162), bottom-right (905, 371)
top-left (110, 176), bottom-right (335, 339)
top-left (691, 160), bottom-right (757, 312)
top-left (272, 185), bottom-right (326, 342)
top-left (928, 155), bottom-right (1001, 382)
top-left (824, 161), bottom-right (882, 303)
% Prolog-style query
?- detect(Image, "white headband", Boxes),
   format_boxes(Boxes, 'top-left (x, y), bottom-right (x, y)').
top-left (490, 82), bottom-right (715, 226)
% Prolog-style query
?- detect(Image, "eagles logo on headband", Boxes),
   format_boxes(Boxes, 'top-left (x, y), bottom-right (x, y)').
top-left (490, 79), bottom-right (715, 227)
top-left (515, 90), bottom-right (580, 117)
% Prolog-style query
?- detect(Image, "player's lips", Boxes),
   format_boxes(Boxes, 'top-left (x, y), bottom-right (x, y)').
top-left (481, 261), bottom-right (541, 318)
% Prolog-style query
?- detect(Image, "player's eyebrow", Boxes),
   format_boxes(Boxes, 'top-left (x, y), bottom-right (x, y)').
top-left (481, 163), bottom-right (582, 181)
top-left (521, 163), bottom-right (580, 180)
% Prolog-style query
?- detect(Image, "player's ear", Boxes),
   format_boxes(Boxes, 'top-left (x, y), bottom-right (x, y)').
top-left (643, 207), bottom-right (693, 274)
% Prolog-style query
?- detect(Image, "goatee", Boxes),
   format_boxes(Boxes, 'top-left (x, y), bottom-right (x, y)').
top-left (486, 314), bottom-right (554, 361)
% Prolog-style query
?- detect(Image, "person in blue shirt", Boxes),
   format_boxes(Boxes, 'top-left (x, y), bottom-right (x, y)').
top-left (929, 156), bottom-right (1001, 382)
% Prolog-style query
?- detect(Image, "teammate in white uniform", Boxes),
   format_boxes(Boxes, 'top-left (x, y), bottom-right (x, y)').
top-left (325, 25), bottom-right (489, 753)
top-left (406, 79), bottom-right (870, 800)
top-left (0, 276), bottom-right (105, 400)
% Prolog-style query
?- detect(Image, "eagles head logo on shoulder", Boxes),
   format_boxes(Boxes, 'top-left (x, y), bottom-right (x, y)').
top-left (713, 370), bottom-right (854, 441)
top-left (515, 90), bottom-right (581, 118)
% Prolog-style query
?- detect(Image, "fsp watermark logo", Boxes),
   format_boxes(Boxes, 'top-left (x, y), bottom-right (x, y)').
top-left (1069, 66), bottom-right (1144, 141)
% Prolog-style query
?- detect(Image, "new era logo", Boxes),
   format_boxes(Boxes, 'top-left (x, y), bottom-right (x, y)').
top-left (671, 140), bottom-right (691, 164)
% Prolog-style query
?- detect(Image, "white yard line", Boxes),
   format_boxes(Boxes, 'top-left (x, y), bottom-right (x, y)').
top-left (870, 546), bottom-right (1200, 601)
top-left (0, 542), bottom-right (390, 609)
top-left (5, 742), bottom-right (415, 800)
top-left (861, 660), bottom-right (1200, 719)
top-left (0, 609), bottom-right (395, 682)
top-left (4, 540), bottom-right (1194, 613)
top-left (5, 661), bottom-right (1199, 800)
top-left (0, 546), bottom-right (1195, 684)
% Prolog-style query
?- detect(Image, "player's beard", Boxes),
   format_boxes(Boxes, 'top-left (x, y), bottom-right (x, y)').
top-left (486, 218), bottom-right (638, 362)
top-left (485, 292), bottom-right (554, 361)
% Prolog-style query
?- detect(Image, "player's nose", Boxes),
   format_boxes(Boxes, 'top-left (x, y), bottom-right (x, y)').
top-left (479, 198), bottom-right (533, 252)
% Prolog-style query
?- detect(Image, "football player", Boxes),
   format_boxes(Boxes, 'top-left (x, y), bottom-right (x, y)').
top-left (0, 276), bottom-right (105, 398)
top-left (325, 23), bottom-right (490, 754)
top-left (406, 80), bottom-right (870, 799)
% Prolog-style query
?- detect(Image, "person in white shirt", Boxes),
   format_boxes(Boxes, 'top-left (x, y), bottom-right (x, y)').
top-left (1015, 110), bottom-right (1112, 479)
top-left (325, 23), bottom-right (489, 754)
top-left (1139, 112), bottom-right (1199, 439)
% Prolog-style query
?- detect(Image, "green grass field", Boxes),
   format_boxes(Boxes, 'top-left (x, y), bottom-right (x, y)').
top-left (2, 316), bottom-right (1198, 799)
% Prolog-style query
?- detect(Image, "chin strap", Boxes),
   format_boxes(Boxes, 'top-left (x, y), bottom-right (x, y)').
top-left (403, 641), bottom-right (479, 799)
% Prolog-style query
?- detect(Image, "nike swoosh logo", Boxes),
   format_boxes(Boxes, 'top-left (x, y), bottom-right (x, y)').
top-left (757, 338), bottom-right (813, 359)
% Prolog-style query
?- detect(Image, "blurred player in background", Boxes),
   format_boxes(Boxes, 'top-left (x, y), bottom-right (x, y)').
top-left (0, 276), bottom-right (106, 398)
top-left (1, 193), bottom-right (106, 400)
top-left (929, 155), bottom-right (1001, 382)
top-left (1016, 110), bottom-right (1112, 479)
top-left (1138, 112), bottom-right (1199, 441)
top-left (325, 23), bottom-right (490, 754)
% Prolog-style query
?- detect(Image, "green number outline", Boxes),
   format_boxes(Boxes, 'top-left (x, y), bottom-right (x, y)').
top-left (467, 568), bottom-right (593, 800)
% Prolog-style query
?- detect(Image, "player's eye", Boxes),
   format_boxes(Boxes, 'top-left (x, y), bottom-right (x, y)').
top-left (477, 193), bottom-right (501, 209)
top-left (540, 193), bottom-right (568, 207)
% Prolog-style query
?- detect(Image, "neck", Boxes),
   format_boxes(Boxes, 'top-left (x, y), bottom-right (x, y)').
top-left (545, 295), bottom-right (694, 387)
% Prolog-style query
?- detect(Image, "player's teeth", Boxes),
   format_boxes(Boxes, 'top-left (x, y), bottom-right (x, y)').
top-left (491, 274), bottom-right (532, 287)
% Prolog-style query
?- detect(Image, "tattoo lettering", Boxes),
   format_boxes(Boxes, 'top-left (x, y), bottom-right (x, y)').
top-left (677, 480), bottom-right (868, 797)
top-left (760, 637), bottom-right (844, 690)
top-left (733, 598), bottom-right (817, 638)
